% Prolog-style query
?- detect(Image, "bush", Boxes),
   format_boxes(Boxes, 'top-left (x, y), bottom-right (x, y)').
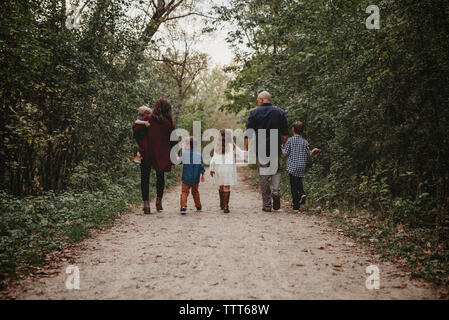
top-left (0, 162), bottom-right (180, 280)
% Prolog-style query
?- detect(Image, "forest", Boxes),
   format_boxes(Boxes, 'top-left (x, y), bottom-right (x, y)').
top-left (1, 0), bottom-right (449, 288)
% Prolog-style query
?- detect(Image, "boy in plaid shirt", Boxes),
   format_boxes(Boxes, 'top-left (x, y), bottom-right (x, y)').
top-left (282, 121), bottom-right (321, 212)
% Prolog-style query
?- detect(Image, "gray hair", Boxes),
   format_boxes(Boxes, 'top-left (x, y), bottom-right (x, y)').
top-left (258, 91), bottom-right (271, 102)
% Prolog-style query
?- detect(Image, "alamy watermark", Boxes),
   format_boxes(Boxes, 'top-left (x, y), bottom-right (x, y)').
top-left (168, 121), bottom-right (281, 175)
top-left (365, 265), bottom-right (380, 290)
top-left (366, 5), bottom-right (380, 30)
top-left (65, 265), bottom-right (80, 290)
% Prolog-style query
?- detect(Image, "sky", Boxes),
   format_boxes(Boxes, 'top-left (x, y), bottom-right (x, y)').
top-left (155, 0), bottom-right (237, 68)
top-left (68, 0), bottom-right (237, 66)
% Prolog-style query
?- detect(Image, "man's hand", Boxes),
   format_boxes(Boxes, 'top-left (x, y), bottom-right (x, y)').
top-left (312, 148), bottom-right (321, 155)
top-left (201, 173), bottom-right (205, 182)
top-left (210, 171), bottom-right (215, 177)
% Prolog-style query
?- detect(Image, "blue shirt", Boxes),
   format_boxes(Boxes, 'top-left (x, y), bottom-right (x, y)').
top-left (246, 103), bottom-right (289, 157)
top-left (178, 150), bottom-right (205, 185)
top-left (282, 135), bottom-right (312, 177)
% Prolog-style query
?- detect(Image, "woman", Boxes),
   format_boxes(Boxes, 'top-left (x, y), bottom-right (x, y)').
top-left (134, 98), bottom-right (176, 214)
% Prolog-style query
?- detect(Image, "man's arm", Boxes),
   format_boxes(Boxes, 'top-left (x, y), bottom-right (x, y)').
top-left (245, 110), bottom-right (255, 151)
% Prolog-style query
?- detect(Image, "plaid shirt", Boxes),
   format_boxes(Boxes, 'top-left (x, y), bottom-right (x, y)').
top-left (282, 135), bottom-right (312, 177)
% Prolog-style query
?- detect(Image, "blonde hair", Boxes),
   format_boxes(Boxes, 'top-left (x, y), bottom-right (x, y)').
top-left (138, 105), bottom-right (152, 116)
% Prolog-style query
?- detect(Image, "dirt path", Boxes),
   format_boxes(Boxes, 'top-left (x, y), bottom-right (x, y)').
top-left (7, 166), bottom-right (442, 299)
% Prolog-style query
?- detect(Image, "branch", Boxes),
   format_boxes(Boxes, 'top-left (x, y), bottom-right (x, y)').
top-left (164, 11), bottom-right (216, 22)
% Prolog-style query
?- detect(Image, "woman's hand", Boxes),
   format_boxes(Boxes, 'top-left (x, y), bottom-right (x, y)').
top-left (201, 173), bottom-right (205, 182)
top-left (144, 121), bottom-right (150, 127)
top-left (210, 171), bottom-right (215, 177)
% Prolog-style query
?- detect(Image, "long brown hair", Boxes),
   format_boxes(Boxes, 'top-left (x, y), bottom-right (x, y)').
top-left (153, 98), bottom-right (174, 127)
top-left (215, 128), bottom-right (234, 155)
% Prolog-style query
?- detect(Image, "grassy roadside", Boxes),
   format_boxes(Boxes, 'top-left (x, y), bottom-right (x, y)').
top-left (243, 165), bottom-right (449, 292)
top-left (0, 163), bottom-right (181, 284)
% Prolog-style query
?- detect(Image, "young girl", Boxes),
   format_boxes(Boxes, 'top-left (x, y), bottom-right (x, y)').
top-left (209, 129), bottom-right (246, 213)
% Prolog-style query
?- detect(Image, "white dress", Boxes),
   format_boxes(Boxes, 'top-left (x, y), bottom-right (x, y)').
top-left (210, 144), bottom-right (246, 186)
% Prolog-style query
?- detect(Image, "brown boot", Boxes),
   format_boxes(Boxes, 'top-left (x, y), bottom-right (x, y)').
top-left (219, 190), bottom-right (224, 210)
top-left (143, 201), bottom-right (151, 215)
top-left (156, 197), bottom-right (163, 212)
top-left (223, 191), bottom-right (230, 213)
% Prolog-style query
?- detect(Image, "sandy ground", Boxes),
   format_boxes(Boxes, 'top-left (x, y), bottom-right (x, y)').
top-left (5, 166), bottom-right (443, 300)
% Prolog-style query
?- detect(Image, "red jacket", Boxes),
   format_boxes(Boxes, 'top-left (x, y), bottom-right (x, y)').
top-left (134, 114), bottom-right (176, 172)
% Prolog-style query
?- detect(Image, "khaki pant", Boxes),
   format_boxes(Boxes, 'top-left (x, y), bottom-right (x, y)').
top-left (180, 182), bottom-right (202, 208)
top-left (257, 158), bottom-right (281, 209)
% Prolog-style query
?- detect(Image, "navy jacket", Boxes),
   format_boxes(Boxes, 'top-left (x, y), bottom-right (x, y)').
top-left (178, 150), bottom-right (205, 185)
top-left (246, 103), bottom-right (289, 157)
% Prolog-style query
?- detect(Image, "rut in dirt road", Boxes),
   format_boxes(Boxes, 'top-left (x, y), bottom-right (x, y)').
top-left (9, 166), bottom-right (442, 299)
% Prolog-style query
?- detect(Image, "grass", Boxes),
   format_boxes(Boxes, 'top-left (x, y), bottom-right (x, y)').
top-left (0, 162), bottom-right (181, 282)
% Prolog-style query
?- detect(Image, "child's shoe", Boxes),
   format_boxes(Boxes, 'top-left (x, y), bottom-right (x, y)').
top-left (180, 207), bottom-right (187, 215)
top-left (134, 153), bottom-right (142, 164)
top-left (300, 194), bottom-right (307, 205)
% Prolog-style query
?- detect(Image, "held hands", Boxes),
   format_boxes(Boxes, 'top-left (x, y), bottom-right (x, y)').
top-left (210, 171), bottom-right (215, 177)
top-left (144, 121), bottom-right (150, 127)
top-left (201, 173), bottom-right (205, 183)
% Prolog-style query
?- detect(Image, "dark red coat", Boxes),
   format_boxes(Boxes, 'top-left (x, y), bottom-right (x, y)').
top-left (134, 114), bottom-right (175, 172)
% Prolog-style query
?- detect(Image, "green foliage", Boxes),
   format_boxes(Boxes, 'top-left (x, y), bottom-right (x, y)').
top-left (0, 1), bottom-right (183, 280)
top-left (0, 163), bottom-right (181, 279)
top-left (217, 0), bottom-right (449, 285)
top-left (0, 0), bottom-right (174, 196)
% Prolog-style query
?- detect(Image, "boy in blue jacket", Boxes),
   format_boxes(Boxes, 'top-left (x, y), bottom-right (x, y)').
top-left (177, 137), bottom-right (205, 215)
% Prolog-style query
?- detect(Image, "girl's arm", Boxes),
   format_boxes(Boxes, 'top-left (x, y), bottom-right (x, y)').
top-left (209, 156), bottom-right (216, 176)
top-left (233, 144), bottom-right (247, 162)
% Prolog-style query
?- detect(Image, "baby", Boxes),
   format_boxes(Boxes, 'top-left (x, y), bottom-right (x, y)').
top-left (133, 105), bottom-right (152, 164)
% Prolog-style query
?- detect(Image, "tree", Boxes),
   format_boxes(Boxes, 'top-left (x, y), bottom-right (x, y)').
top-left (126, 0), bottom-right (204, 68)
top-left (153, 29), bottom-right (209, 121)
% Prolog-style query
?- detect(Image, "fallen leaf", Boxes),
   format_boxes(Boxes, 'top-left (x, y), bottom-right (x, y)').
top-left (333, 267), bottom-right (344, 272)
top-left (392, 284), bottom-right (408, 289)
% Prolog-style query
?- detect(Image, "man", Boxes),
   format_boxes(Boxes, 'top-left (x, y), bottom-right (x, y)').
top-left (244, 91), bottom-right (289, 212)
